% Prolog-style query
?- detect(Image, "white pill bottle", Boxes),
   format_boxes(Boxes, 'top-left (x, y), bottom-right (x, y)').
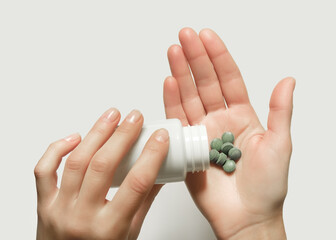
top-left (111, 119), bottom-right (210, 187)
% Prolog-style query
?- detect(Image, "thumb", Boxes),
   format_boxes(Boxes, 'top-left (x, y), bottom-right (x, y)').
top-left (267, 77), bottom-right (296, 136)
top-left (129, 184), bottom-right (164, 239)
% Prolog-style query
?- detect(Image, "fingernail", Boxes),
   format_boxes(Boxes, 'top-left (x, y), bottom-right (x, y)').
top-left (126, 109), bottom-right (142, 123)
top-left (155, 129), bottom-right (169, 143)
top-left (104, 108), bottom-right (119, 122)
top-left (64, 133), bottom-right (80, 142)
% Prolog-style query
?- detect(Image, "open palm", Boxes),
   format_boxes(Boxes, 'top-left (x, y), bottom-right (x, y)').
top-left (163, 28), bottom-right (295, 239)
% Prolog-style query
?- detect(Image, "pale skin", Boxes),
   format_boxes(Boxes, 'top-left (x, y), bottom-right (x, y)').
top-left (34, 109), bottom-right (169, 240)
top-left (163, 28), bottom-right (295, 240)
top-left (35, 28), bottom-right (295, 240)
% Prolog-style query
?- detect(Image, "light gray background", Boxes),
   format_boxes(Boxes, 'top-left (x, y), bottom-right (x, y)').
top-left (1, 0), bottom-right (335, 239)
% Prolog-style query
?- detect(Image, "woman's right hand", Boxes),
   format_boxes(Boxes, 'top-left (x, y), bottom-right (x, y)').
top-left (34, 108), bottom-right (169, 240)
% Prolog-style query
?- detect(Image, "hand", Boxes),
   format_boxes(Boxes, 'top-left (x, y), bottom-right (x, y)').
top-left (163, 28), bottom-right (295, 240)
top-left (34, 109), bottom-right (169, 240)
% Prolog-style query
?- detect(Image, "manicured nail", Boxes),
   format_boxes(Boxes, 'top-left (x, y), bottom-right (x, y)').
top-left (126, 109), bottom-right (142, 123)
top-left (104, 108), bottom-right (119, 122)
top-left (64, 133), bottom-right (80, 142)
top-left (155, 129), bottom-right (169, 143)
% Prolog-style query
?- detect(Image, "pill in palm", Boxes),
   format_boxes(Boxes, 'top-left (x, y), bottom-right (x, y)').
top-left (209, 149), bottom-right (220, 163)
top-left (211, 138), bottom-right (223, 151)
top-left (216, 153), bottom-right (227, 166)
top-left (222, 132), bottom-right (234, 144)
top-left (208, 131), bottom-right (241, 174)
top-left (221, 142), bottom-right (234, 154)
top-left (228, 147), bottom-right (241, 161)
top-left (223, 159), bottom-right (236, 173)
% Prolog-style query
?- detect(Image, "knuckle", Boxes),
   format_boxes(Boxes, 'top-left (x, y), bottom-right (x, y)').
top-left (212, 47), bottom-right (229, 61)
top-left (36, 205), bottom-right (43, 217)
top-left (47, 141), bottom-right (63, 154)
top-left (93, 124), bottom-right (107, 136)
top-left (34, 165), bottom-right (47, 178)
top-left (46, 142), bottom-right (57, 152)
top-left (65, 157), bottom-right (82, 171)
top-left (35, 140), bottom-right (66, 178)
top-left (115, 124), bottom-right (132, 135)
top-left (44, 208), bottom-right (62, 232)
top-left (90, 157), bottom-right (109, 174)
top-left (128, 171), bottom-right (151, 195)
top-left (64, 220), bottom-right (87, 238)
top-left (48, 214), bottom-right (58, 229)
top-left (181, 95), bottom-right (201, 106)
top-left (36, 204), bottom-right (50, 222)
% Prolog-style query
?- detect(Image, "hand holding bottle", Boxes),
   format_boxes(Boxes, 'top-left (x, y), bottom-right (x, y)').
top-left (163, 28), bottom-right (295, 239)
top-left (34, 109), bottom-right (169, 240)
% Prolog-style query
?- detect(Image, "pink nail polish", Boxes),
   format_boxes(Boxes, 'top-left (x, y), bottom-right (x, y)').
top-left (126, 110), bottom-right (142, 123)
top-left (155, 129), bottom-right (169, 143)
top-left (64, 133), bottom-right (80, 142)
top-left (104, 108), bottom-right (119, 122)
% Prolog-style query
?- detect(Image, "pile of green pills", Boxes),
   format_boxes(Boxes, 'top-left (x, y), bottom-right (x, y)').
top-left (209, 132), bottom-right (242, 173)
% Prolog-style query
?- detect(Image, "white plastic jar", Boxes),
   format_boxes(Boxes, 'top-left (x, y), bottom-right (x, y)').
top-left (111, 119), bottom-right (209, 187)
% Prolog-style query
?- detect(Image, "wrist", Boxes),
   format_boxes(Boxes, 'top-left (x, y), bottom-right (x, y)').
top-left (222, 214), bottom-right (286, 240)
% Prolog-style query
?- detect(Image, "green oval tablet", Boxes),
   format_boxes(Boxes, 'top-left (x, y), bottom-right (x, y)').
top-left (209, 149), bottom-right (220, 163)
top-left (216, 153), bottom-right (227, 166)
top-left (228, 147), bottom-right (242, 161)
top-left (220, 142), bottom-right (234, 154)
top-left (223, 159), bottom-right (236, 173)
top-left (210, 138), bottom-right (223, 151)
top-left (222, 132), bottom-right (234, 144)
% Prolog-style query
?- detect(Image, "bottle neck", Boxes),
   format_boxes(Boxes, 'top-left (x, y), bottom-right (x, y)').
top-left (183, 125), bottom-right (209, 173)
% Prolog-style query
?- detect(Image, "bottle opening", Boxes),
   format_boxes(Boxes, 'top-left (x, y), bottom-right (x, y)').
top-left (183, 125), bottom-right (210, 173)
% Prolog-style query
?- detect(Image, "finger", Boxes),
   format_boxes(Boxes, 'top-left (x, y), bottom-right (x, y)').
top-left (178, 28), bottom-right (226, 113)
top-left (108, 129), bottom-right (169, 222)
top-left (58, 108), bottom-right (120, 200)
top-left (78, 110), bottom-right (144, 206)
top-left (168, 44), bottom-right (206, 124)
top-left (128, 184), bottom-right (164, 239)
top-left (199, 28), bottom-right (250, 107)
top-left (34, 133), bottom-right (81, 203)
top-left (163, 76), bottom-right (189, 126)
top-left (267, 77), bottom-right (296, 136)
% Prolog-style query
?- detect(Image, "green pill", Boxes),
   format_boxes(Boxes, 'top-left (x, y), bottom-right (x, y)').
top-left (228, 147), bottom-right (242, 161)
top-left (209, 149), bottom-right (220, 163)
top-left (223, 159), bottom-right (236, 173)
top-left (222, 132), bottom-right (234, 144)
top-left (210, 138), bottom-right (223, 151)
top-left (220, 142), bottom-right (234, 154)
top-left (216, 153), bottom-right (227, 166)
